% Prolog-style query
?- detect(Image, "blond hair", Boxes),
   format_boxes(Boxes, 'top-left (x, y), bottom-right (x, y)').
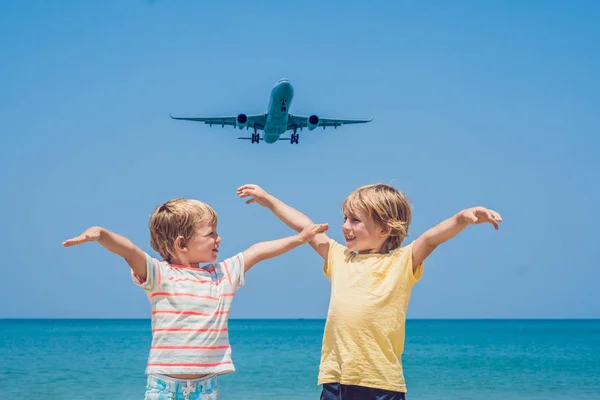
top-left (149, 199), bottom-right (217, 262)
top-left (342, 183), bottom-right (412, 253)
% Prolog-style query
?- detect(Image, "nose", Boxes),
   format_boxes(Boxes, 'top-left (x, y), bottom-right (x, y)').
top-left (342, 219), bottom-right (351, 232)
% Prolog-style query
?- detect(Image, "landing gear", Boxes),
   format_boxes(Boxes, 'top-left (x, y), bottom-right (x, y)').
top-left (290, 133), bottom-right (299, 144)
top-left (251, 133), bottom-right (260, 143)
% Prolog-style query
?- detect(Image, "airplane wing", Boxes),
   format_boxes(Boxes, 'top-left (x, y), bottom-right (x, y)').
top-left (287, 114), bottom-right (373, 130)
top-left (170, 114), bottom-right (267, 130)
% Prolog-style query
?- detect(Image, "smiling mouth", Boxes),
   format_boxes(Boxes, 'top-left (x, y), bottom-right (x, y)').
top-left (345, 236), bottom-right (355, 241)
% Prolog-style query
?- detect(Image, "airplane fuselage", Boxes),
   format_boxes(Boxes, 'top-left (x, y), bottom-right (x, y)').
top-left (263, 79), bottom-right (294, 143)
top-left (169, 78), bottom-right (372, 144)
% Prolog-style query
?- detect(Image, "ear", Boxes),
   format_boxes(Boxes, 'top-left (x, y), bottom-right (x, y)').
top-left (174, 236), bottom-right (188, 252)
top-left (379, 224), bottom-right (392, 238)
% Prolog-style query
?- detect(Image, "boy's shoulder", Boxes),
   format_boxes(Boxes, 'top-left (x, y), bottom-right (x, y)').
top-left (214, 252), bottom-right (246, 291)
top-left (391, 241), bottom-right (414, 255)
top-left (213, 252), bottom-right (246, 278)
top-left (215, 252), bottom-right (245, 266)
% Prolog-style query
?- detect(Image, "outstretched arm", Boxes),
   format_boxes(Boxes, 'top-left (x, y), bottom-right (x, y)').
top-left (62, 226), bottom-right (147, 280)
top-left (412, 206), bottom-right (502, 269)
top-left (243, 223), bottom-right (329, 271)
top-left (237, 184), bottom-right (331, 260)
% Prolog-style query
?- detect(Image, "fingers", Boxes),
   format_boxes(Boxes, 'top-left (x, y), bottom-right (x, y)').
top-left (486, 209), bottom-right (502, 229)
top-left (236, 187), bottom-right (248, 196)
top-left (472, 208), bottom-right (502, 230)
top-left (316, 223), bottom-right (329, 233)
top-left (62, 232), bottom-right (99, 247)
top-left (237, 188), bottom-right (254, 198)
top-left (492, 211), bottom-right (502, 222)
top-left (299, 223), bottom-right (329, 242)
top-left (237, 185), bottom-right (267, 207)
top-left (62, 236), bottom-right (84, 247)
top-left (492, 211), bottom-right (502, 230)
top-left (237, 188), bottom-right (256, 206)
top-left (489, 219), bottom-right (499, 230)
top-left (236, 184), bottom-right (256, 193)
top-left (309, 223), bottom-right (329, 234)
top-left (481, 209), bottom-right (500, 230)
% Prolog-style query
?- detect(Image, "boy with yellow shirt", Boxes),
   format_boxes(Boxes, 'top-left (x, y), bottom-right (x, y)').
top-left (237, 183), bottom-right (502, 399)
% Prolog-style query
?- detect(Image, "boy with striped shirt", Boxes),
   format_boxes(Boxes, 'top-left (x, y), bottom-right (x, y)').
top-left (63, 198), bottom-right (328, 399)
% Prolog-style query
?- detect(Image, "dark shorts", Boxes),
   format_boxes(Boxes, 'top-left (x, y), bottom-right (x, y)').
top-left (320, 383), bottom-right (406, 400)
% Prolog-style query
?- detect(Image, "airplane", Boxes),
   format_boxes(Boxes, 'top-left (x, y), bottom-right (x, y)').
top-left (169, 78), bottom-right (373, 144)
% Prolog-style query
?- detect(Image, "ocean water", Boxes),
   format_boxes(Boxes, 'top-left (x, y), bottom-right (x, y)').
top-left (1, 319), bottom-right (599, 399)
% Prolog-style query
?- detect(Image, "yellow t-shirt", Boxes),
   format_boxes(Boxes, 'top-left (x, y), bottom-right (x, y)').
top-left (318, 239), bottom-right (424, 393)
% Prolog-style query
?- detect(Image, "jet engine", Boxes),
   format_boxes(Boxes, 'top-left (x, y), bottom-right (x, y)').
top-left (236, 114), bottom-right (248, 129)
top-left (307, 115), bottom-right (319, 130)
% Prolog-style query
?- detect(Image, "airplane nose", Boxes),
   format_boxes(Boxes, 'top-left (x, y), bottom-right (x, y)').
top-left (275, 79), bottom-right (293, 96)
top-left (277, 78), bottom-right (291, 88)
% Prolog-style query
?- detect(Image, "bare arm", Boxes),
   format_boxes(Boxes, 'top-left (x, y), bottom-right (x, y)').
top-left (412, 206), bottom-right (502, 269)
top-left (237, 184), bottom-right (331, 260)
top-left (62, 226), bottom-right (148, 280)
top-left (242, 223), bottom-right (329, 271)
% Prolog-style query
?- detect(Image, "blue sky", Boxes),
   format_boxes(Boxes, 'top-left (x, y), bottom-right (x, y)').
top-left (1, 0), bottom-right (598, 319)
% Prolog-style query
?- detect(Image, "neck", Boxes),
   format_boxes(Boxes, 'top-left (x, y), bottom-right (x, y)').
top-left (170, 257), bottom-right (198, 268)
top-left (357, 244), bottom-right (387, 254)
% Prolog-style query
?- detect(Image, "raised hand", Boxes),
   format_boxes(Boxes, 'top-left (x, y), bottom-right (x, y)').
top-left (298, 223), bottom-right (329, 243)
top-left (62, 226), bottom-right (103, 247)
top-left (458, 207), bottom-right (503, 230)
top-left (236, 184), bottom-right (272, 207)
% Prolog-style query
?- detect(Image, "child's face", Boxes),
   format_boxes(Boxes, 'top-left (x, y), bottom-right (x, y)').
top-left (342, 210), bottom-right (388, 254)
top-left (184, 222), bottom-right (222, 263)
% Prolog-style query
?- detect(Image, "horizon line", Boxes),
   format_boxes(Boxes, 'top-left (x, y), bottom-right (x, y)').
top-left (1, 317), bottom-right (598, 321)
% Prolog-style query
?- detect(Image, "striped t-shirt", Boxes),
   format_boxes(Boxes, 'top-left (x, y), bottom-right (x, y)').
top-left (132, 252), bottom-right (245, 376)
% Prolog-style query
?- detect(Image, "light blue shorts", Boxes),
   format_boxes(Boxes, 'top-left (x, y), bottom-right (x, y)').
top-left (144, 374), bottom-right (219, 400)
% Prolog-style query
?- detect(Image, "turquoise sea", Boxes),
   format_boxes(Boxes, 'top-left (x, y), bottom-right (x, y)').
top-left (1, 319), bottom-right (599, 399)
